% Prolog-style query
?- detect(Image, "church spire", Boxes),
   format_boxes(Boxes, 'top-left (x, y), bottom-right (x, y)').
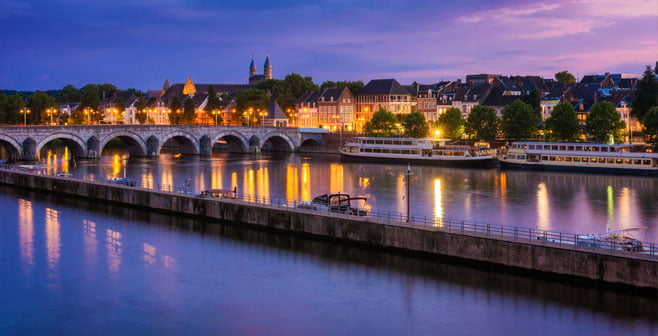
top-left (161, 78), bottom-right (171, 96)
top-left (264, 55), bottom-right (272, 80)
top-left (249, 57), bottom-right (256, 77)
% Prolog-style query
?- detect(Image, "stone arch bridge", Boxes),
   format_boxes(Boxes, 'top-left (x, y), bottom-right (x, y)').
top-left (0, 125), bottom-right (327, 160)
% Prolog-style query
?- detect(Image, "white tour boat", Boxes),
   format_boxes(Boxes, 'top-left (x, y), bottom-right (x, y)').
top-left (339, 137), bottom-right (494, 167)
top-left (500, 141), bottom-right (658, 174)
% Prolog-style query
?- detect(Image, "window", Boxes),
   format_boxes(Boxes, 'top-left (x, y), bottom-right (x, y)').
top-left (391, 149), bottom-right (400, 154)
top-left (592, 147), bottom-right (599, 152)
top-left (375, 140), bottom-right (383, 144)
top-left (364, 148), bottom-right (372, 153)
top-left (529, 145), bottom-right (535, 149)
top-left (565, 157), bottom-right (572, 162)
top-left (549, 156), bottom-right (556, 161)
top-left (401, 150), bottom-right (410, 155)
top-left (559, 146), bottom-right (566, 150)
top-left (576, 146), bottom-right (583, 151)
top-left (551, 145), bottom-right (558, 150)
top-left (403, 141), bottom-right (412, 146)
top-left (567, 146), bottom-right (574, 151)
top-left (625, 159), bottom-right (632, 164)
top-left (393, 141), bottom-right (401, 145)
top-left (544, 145), bottom-right (550, 150)
top-left (574, 157), bottom-right (581, 162)
top-left (582, 157), bottom-right (589, 162)
top-left (512, 144), bottom-right (518, 149)
top-left (382, 149), bottom-right (390, 153)
top-left (607, 158), bottom-right (614, 163)
top-left (601, 147), bottom-right (609, 152)
top-left (634, 159), bottom-right (642, 165)
top-left (411, 150), bottom-right (420, 155)
top-left (541, 156), bottom-right (548, 161)
top-left (373, 149), bottom-right (381, 153)
top-left (598, 158), bottom-right (605, 163)
top-left (616, 158), bottom-right (623, 164)
top-left (644, 160), bottom-right (651, 165)
top-left (584, 146), bottom-right (591, 151)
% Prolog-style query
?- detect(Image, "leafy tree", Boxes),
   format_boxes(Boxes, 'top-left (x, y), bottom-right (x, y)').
top-left (436, 107), bottom-right (464, 139)
top-left (1, 94), bottom-right (26, 124)
top-left (204, 85), bottom-right (223, 124)
top-left (320, 80), bottom-right (364, 95)
top-left (520, 89), bottom-right (541, 117)
top-left (169, 96), bottom-right (182, 124)
top-left (182, 97), bottom-right (196, 124)
top-left (27, 91), bottom-right (57, 124)
top-left (272, 73), bottom-right (318, 113)
top-left (68, 107), bottom-right (86, 125)
top-left (124, 88), bottom-right (145, 98)
top-left (403, 112), bottom-right (429, 138)
top-left (585, 101), bottom-right (626, 142)
top-left (135, 97), bottom-right (148, 124)
top-left (642, 107), bottom-right (658, 150)
top-left (79, 84), bottom-right (102, 123)
top-left (632, 65), bottom-right (658, 122)
top-left (235, 89), bottom-right (270, 124)
top-left (555, 70), bottom-right (576, 85)
top-left (255, 79), bottom-right (280, 92)
top-left (58, 84), bottom-right (79, 103)
top-left (501, 100), bottom-right (540, 139)
top-left (364, 108), bottom-right (396, 137)
top-left (545, 102), bottom-right (580, 141)
top-left (466, 105), bottom-right (499, 141)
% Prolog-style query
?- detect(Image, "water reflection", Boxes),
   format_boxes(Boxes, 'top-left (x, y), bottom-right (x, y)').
top-left (83, 219), bottom-right (98, 268)
top-left (18, 199), bottom-right (34, 272)
top-left (45, 208), bottom-right (61, 276)
top-left (433, 179), bottom-right (443, 225)
top-left (537, 183), bottom-right (550, 231)
top-left (106, 229), bottom-right (122, 278)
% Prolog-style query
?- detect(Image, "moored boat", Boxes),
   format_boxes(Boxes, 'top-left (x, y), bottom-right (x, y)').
top-left (339, 137), bottom-right (494, 167)
top-left (297, 193), bottom-right (368, 216)
top-left (499, 141), bottom-right (658, 174)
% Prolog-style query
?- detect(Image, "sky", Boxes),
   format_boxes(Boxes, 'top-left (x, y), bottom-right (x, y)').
top-left (1, 0), bottom-right (656, 91)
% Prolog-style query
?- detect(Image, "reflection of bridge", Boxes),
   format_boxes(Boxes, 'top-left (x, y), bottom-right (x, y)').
top-left (0, 125), bottom-right (327, 160)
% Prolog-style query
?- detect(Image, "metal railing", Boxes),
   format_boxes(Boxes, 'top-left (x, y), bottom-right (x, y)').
top-left (2, 164), bottom-right (657, 260)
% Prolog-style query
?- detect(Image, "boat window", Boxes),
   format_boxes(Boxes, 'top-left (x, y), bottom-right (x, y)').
top-left (567, 146), bottom-right (574, 151)
top-left (384, 140), bottom-right (392, 145)
top-left (584, 146), bottom-right (591, 151)
top-left (518, 155), bottom-right (525, 160)
top-left (644, 160), bottom-right (651, 165)
top-left (565, 157), bottom-right (572, 162)
top-left (375, 140), bottom-right (383, 144)
top-left (393, 141), bottom-right (401, 145)
top-left (625, 159), bottom-right (632, 164)
top-left (455, 152), bottom-right (464, 156)
top-left (573, 157), bottom-right (580, 162)
top-left (551, 145), bottom-right (558, 150)
top-left (401, 150), bottom-right (410, 155)
top-left (528, 145), bottom-right (535, 149)
top-left (373, 149), bottom-right (381, 153)
top-left (359, 148), bottom-right (364, 152)
top-left (391, 149), bottom-right (400, 154)
top-left (598, 158), bottom-right (605, 163)
top-left (582, 157), bottom-right (589, 162)
top-left (592, 147), bottom-right (599, 152)
top-left (544, 145), bottom-right (550, 150)
top-left (382, 149), bottom-right (390, 153)
top-left (541, 156), bottom-right (548, 161)
top-left (411, 150), bottom-right (420, 155)
top-left (607, 158), bottom-right (614, 163)
top-left (556, 156), bottom-right (562, 161)
top-left (601, 147), bottom-right (608, 152)
top-left (366, 140), bottom-right (374, 144)
top-left (634, 159), bottom-right (642, 165)
top-left (444, 151), bottom-right (453, 156)
top-left (559, 146), bottom-right (566, 150)
top-left (403, 141), bottom-right (412, 146)
top-left (549, 156), bottom-right (556, 161)
top-left (575, 146), bottom-right (583, 151)
top-left (616, 158), bottom-right (623, 164)
top-left (509, 155), bottom-right (516, 159)
top-left (364, 148), bottom-right (372, 153)
top-left (512, 144), bottom-right (518, 149)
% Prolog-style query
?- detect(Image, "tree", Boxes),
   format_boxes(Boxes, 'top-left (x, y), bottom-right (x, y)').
top-left (632, 65), bottom-right (658, 122)
top-left (545, 102), bottom-right (580, 141)
top-left (642, 107), bottom-right (658, 150)
top-left (271, 73), bottom-right (318, 113)
top-left (403, 112), bottom-right (429, 138)
top-left (585, 101), bottom-right (626, 142)
top-left (27, 91), bottom-right (57, 124)
top-left (320, 80), bottom-right (364, 95)
top-left (364, 108), bottom-right (396, 137)
top-left (436, 107), bottom-right (464, 139)
top-left (58, 84), bottom-right (79, 103)
top-left (555, 70), bottom-right (576, 85)
top-left (466, 105), bottom-right (499, 141)
top-left (520, 89), bottom-right (541, 117)
top-left (1, 94), bottom-right (26, 124)
top-left (182, 97), bottom-right (196, 124)
top-left (135, 97), bottom-right (148, 124)
top-left (79, 84), bottom-right (102, 123)
top-left (169, 96), bottom-right (182, 124)
top-left (501, 100), bottom-right (540, 139)
top-left (204, 85), bottom-right (222, 124)
top-left (235, 89), bottom-right (270, 124)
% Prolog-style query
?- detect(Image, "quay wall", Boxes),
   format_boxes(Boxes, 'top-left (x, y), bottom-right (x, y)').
top-left (1, 170), bottom-right (656, 289)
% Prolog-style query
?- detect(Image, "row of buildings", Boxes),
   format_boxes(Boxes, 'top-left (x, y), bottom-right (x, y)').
top-left (63, 57), bottom-right (652, 136)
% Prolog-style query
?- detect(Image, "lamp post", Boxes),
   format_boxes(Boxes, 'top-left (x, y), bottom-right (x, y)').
top-left (259, 110), bottom-right (267, 126)
top-left (212, 109), bottom-right (220, 125)
top-left (20, 107), bottom-right (31, 125)
top-left (83, 107), bottom-right (94, 124)
top-left (46, 107), bottom-right (57, 125)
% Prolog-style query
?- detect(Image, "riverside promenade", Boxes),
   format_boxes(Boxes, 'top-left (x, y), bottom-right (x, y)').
top-left (1, 166), bottom-right (656, 290)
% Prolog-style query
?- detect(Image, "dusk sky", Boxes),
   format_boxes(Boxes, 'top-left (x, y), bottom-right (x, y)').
top-left (2, 0), bottom-right (656, 91)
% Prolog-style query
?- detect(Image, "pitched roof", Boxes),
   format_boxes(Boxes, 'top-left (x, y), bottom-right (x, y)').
top-left (482, 86), bottom-right (521, 107)
top-left (317, 88), bottom-right (343, 102)
top-left (266, 101), bottom-right (287, 119)
top-left (360, 79), bottom-right (410, 95)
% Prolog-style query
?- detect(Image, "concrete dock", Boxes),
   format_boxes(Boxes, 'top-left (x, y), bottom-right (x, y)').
top-left (1, 168), bottom-right (656, 290)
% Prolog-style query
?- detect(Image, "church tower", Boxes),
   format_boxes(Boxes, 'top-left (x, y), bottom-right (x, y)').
top-left (182, 76), bottom-right (196, 96)
top-left (264, 56), bottom-right (272, 80)
top-left (249, 58), bottom-right (257, 77)
top-left (161, 78), bottom-right (170, 96)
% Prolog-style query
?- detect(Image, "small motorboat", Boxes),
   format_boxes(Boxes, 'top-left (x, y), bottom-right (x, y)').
top-left (297, 193), bottom-right (368, 216)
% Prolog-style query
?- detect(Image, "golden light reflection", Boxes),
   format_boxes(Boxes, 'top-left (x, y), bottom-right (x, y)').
top-left (18, 199), bottom-right (34, 271)
top-left (329, 164), bottom-right (344, 194)
top-left (286, 164), bottom-right (299, 200)
top-left (537, 183), bottom-right (550, 231)
top-left (211, 165), bottom-right (223, 190)
top-left (257, 167), bottom-right (270, 197)
top-left (45, 208), bottom-right (61, 274)
top-left (231, 172), bottom-right (238, 194)
top-left (163, 255), bottom-right (176, 268)
top-left (111, 153), bottom-right (122, 176)
top-left (301, 163), bottom-right (311, 201)
top-left (106, 229), bottom-right (122, 278)
top-left (143, 243), bottom-right (156, 265)
top-left (61, 147), bottom-right (70, 173)
top-left (198, 171), bottom-right (206, 193)
top-left (162, 168), bottom-right (173, 190)
top-left (142, 171), bottom-right (154, 189)
top-left (244, 169), bottom-right (255, 196)
top-left (83, 219), bottom-right (97, 266)
top-left (607, 185), bottom-right (614, 230)
top-left (499, 172), bottom-right (507, 220)
top-left (359, 177), bottom-right (370, 189)
top-left (397, 173), bottom-right (405, 213)
top-left (433, 178), bottom-right (443, 226)
top-left (618, 187), bottom-right (632, 230)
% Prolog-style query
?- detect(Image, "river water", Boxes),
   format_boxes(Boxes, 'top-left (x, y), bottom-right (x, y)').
top-left (1, 147), bottom-right (657, 335)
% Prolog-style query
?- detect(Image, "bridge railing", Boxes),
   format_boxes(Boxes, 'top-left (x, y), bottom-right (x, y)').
top-left (3, 164), bottom-right (657, 261)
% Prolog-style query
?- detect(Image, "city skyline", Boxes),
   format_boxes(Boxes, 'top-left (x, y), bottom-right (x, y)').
top-left (2, 0), bottom-right (656, 91)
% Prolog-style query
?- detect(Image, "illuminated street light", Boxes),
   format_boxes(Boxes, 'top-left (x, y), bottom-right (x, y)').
top-left (212, 109), bottom-right (220, 125)
top-left (46, 107), bottom-right (57, 125)
top-left (258, 109), bottom-right (267, 126)
top-left (20, 107), bottom-right (31, 125)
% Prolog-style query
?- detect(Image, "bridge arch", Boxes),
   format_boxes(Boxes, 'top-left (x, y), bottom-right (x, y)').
top-left (159, 131), bottom-right (200, 155)
top-left (206, 130), bottom-right (249, 153)
top-left (300, 135), bottom-right (325, 147)
top-left (260, 132), bottom-right (295, 152)
top-left (99, 131), bottom-right (147, 157)
top-left (36, 133), bottom-right (87, 159)
top-left (0, 135), bottom-right (22, 159)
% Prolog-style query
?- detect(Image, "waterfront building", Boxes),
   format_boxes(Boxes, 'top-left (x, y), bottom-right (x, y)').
top-left (295, 91), bottom-right (320, 128)
top-left (317, 87), bottom-right (355, 131)
top-left (263, 101), bottom-right (288, 127)
top-left (356, 79), bottom-right (412, 131)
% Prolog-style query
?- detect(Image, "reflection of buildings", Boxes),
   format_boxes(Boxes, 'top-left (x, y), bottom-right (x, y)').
top-left (18, 199), bottom-right (34, 271)
top-left (45, 208), bottom-right (61, 274)
top-left (106, 229), bottom-right (122, 278)
top-left (83, 219), bottom-right (98, 267)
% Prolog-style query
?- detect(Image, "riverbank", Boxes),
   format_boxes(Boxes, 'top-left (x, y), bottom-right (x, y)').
top-left (0, 167), bottom-right (656, 291)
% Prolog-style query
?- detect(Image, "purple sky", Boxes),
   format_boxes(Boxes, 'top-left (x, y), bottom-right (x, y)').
top-left (1, 0), bottom-right (656, 91)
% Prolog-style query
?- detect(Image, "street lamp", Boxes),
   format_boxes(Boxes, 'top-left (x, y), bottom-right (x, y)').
top-left (20, 107), bottom-right (31, 125)
top-left (83, 107), bottom-right (94, 124)
top-left (46, 107), bottom-right (57, 125)
top-left (258, 110), bottom-right (267, 126)
top-left (212, 109), bottom-right (220, 125)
